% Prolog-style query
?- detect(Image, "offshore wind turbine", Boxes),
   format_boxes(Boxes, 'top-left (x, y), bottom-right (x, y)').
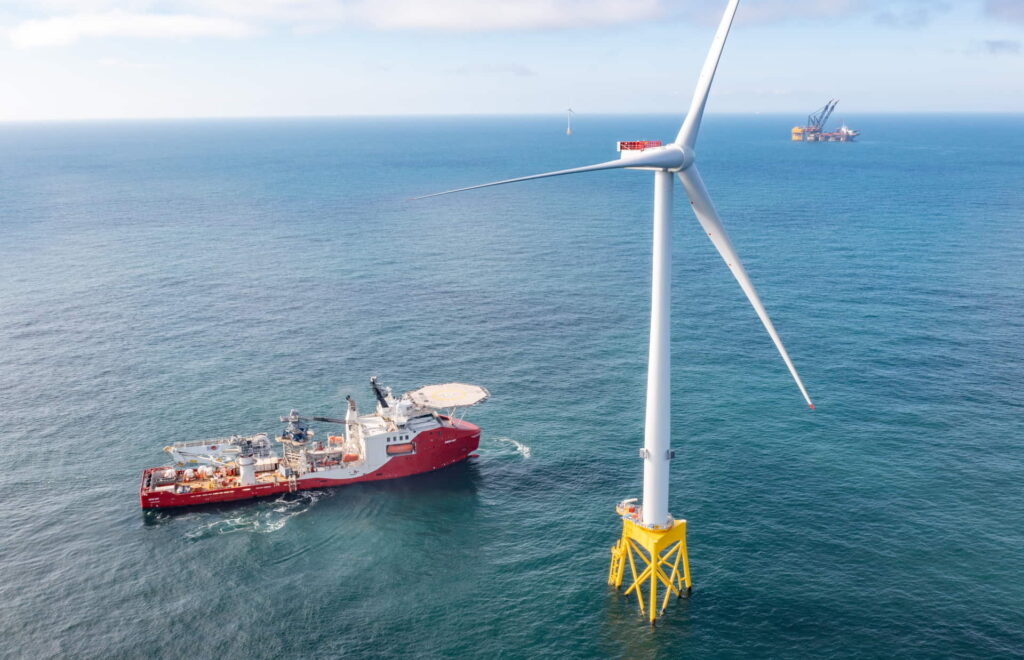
top-left (416, 0), bottom-right (812, 623)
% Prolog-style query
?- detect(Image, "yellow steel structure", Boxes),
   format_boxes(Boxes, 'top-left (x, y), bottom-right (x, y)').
top-left (608, 502), bottom-right (692, 624)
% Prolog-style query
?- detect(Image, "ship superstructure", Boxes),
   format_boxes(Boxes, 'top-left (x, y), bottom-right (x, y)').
top-left (140, 379), bottom-right (488, 509)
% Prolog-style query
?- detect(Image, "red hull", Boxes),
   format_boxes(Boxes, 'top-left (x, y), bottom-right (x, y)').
top-left (140, 422), bottom-right (480, 509)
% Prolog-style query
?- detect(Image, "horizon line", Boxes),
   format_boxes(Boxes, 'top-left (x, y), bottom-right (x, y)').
top-left (1, 110), bottom-right (1022, 124)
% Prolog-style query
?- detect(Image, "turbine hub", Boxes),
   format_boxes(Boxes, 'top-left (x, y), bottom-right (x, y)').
top-left (679, 145), bottom-right (696, 171)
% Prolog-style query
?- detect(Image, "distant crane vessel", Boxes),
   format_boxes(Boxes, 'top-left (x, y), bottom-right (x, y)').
top-left (791, 99), bottom-right (860, 142)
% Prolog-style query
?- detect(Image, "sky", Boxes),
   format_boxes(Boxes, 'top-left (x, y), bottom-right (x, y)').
top-left (0, 0), bottom-right (1021, 120)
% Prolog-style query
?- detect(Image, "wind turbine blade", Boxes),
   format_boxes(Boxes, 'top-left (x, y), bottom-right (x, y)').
top-left (677, 165), bottom-right (814, 409)
top-left (675, 0), bottom-right (741, 149)
top-left (412, 148), bottom-right (683, 200)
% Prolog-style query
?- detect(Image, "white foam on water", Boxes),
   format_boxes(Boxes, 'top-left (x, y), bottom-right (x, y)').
top-left (496, 437), bottom-right (532, 459)
top-left (183, 490), bottom-right (326, 541)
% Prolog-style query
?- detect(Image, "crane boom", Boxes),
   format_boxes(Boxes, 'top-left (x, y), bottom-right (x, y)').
top-left (807, 99), bottom-right (838, 131)
top-left (819, 99), bottom-right (838, 131)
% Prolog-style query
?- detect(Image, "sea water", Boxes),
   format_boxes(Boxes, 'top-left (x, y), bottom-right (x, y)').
top-left (0, 114), bottom-right (1022, 658)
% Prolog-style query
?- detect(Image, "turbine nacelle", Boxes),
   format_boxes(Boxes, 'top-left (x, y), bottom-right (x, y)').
top-left (617, 142), bottom-right (694, 172)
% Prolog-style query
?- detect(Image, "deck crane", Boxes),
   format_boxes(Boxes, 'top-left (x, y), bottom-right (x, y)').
top-left (807, 99), bottom-right (838, 132)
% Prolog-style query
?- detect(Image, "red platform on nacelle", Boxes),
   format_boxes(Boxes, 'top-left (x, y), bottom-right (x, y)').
top-left (617, 140), bottom-right (663, 151)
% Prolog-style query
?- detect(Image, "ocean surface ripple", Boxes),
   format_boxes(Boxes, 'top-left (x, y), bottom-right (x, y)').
top-left (0, 115), bottom-right (1022, 658)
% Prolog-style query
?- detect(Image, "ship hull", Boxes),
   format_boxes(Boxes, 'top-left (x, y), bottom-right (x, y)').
top-left (140, 422), bottom-right (480, 509)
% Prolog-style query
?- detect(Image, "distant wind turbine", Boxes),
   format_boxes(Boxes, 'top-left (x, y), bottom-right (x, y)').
top-left (566, 107), bottom-right (574, 136)
top-left (415, 0), bottom-right (812, 623)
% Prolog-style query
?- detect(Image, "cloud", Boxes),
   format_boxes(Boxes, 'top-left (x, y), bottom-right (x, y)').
top-left (974, 39), bottom-right (1021, 55)
top-left (272, 0), bottom-right (659, 31)
top-left (97, 55), bottom-right (153, 68)
top-left (3, 0), bottom-right (958, 48)
top-left (448, 63), bottom-right (537, 77)
top-left (7, 11), bottom-right (258, 48)
top-left (666, 0), bottom-right (950, 27)
top-left (687, 0), bottom-right (859, 24)
top-left (315, 0), bottom-right (662, 31)
top-left (72, 0), bottom-right (665, 31)
top-left (984, 0), bottom-right (1024, 23)
top-left (874, 6), bottom-right (940, 28)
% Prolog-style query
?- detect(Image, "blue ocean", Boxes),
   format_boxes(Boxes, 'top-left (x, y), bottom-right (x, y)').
top-left (1, 114), bottom-right (1022, 658)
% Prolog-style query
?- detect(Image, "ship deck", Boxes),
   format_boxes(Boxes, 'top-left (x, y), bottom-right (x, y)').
top-left (144, 471), bottom-right (283, 495)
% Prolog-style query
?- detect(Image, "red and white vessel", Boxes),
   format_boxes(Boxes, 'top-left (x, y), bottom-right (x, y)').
top-left (139, 378), bottom-right (488, 509)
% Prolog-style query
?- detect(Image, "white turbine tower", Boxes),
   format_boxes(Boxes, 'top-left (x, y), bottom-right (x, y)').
top-left (416, 0), bottom-right (812, 623)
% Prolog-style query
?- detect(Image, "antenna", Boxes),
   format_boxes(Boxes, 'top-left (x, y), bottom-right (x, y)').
top-left (415, 0), bottom-right (813, 624)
